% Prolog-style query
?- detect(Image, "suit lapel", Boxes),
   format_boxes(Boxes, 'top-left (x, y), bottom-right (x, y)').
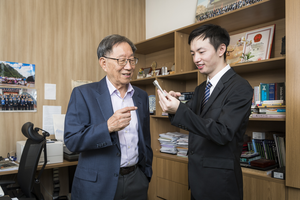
top-left (200, 68), bottom-right (236, 116)
top-left (197, 82), bottom-right (206, 115)
top-left (96, 78), bottom-right (121, 151)
top-left (132, 88), bottom-right (146, 158)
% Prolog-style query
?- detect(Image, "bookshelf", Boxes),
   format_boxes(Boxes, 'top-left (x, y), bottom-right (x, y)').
top-left (131, 0), bottom-right (300, 199)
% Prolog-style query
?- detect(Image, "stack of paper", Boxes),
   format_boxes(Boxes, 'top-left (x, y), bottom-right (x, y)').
top-left (176, 136), bottom-right (188, 158)
top-left (158, 132), bottom-right (188, 156)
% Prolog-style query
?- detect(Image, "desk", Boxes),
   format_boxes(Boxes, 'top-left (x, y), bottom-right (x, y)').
top-left (0, 160), bottom-right (78, 176)
top-left (0, 160), bottom-right (78, 200)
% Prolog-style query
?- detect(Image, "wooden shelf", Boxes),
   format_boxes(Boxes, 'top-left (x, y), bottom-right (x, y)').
top-left (151, 115), bottom-right (168, 119)
top-left (135, 32), bottom-right (174, 54)
top-left (135, 0), bottom-right (285, 56)
top-left (157, 70), bottom-right (198, 81)
top-left (242, 167), bottom-right (284, 182)
top-left (154, 151), bottom-right (284, 181)
top-left (130, 77), bottom-right (155, 86)
top-left (231, 57), bottom-right (285, 74)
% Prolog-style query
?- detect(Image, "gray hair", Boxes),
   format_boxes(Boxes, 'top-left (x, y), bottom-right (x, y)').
top-left (97, 34), bottom-right (137, 59)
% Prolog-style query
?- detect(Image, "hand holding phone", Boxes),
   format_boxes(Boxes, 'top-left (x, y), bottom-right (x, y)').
top-left (153, 80), bottom-right (167, 97)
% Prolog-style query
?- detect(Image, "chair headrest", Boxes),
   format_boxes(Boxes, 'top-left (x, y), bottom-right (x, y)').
top-left (21, 122), bottom-right (44, 142)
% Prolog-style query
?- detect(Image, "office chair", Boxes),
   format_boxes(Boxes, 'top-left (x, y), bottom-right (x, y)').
top-left (0, 122), bottom-right (49, 200)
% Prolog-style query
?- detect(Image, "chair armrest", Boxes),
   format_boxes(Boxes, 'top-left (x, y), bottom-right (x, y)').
top-left (0, 180), bottom-right (15, 186)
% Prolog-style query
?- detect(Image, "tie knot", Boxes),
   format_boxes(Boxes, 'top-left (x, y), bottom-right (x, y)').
top-left (206, 82), bottom-right (212, 89)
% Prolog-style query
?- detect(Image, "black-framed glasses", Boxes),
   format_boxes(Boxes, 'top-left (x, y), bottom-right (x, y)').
top-left (103, 56), bottom-right (138, 66)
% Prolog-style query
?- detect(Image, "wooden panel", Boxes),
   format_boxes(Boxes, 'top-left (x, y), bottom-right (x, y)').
top-left (287, 187), bottom-right (300, 200)
top-left (148, 156), bottom-right (157, 200)
top-left (156, 158), bottom-right (188, 185)
top-left (156, 177), bottom-right (190, 200)
top-left (286, 0), bottom-right (300, 189)
top-left (243, 173), bottom-right (286, 200)
top-left (245, 120), bottom-right (286, 139)
top-left (0, 0), bottom-right (145, 156)
top-left (174, 32), bottom-right (195, 73)
top-left (239, 68), bottom-right (285, 88)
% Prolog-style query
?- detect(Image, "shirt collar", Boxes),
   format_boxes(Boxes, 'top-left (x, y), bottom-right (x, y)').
top-left (106, 76), bottom-right (134, 97)
top-left (207, 64), bottom-right (231, 86)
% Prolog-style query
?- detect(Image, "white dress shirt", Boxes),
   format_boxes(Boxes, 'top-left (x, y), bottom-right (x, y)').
top-left (106, 77), bottom-right (139, 167)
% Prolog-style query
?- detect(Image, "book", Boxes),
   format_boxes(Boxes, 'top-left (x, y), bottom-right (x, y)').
top-left (269, 83), bottom-right (275, 100)
top-left (250, 158), bottom-right (277, 168)
top-left (241, 151), bottom-right (260, 158)
top-left (251, 114), bottom-right (286, 118)
top-left (253, 139), bottom-right (266, 158)
top-left (275, 82), bottom-right (285, 101)
top-left (253, 86), bottom-right (260, 106)
top-left (278, 136), bottom-right (286, 166)
top-left (273, 133), bottom-right (285, 167)
top-left (260, 83), bottom-right (269, 101)
top-left (240, 155), bottom-right (261, 163)
top-left (265, 108), bottom-right (286, 115)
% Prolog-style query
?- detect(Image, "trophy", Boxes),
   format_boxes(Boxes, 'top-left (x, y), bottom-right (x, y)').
top-left (151, 61), bottom-right (157, 77)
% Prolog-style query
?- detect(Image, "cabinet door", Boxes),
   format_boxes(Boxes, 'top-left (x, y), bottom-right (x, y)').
top-left (157, 177), bottom-right (190, 200)
top-left (243, 174), bottom-right (286, 200)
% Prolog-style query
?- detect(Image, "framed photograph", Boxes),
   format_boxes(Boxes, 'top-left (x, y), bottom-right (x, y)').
top-left (0, 61), bottom-right (35, 88)
top-left (151, 68), bottom-right (161, 76)
top-left (0, 87), bottom-right (37, 112)
top-left (226, 24), bottom-right (275, 65)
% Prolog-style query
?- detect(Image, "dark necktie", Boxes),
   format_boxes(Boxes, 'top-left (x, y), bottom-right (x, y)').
top-left (201, 82), bottom-right (212, 109)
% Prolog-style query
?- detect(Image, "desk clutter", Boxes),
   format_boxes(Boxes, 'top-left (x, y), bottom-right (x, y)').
top-left (158, 132), bottom-right (188, 158)
top-left (0, 160), bottom-right (18, 171)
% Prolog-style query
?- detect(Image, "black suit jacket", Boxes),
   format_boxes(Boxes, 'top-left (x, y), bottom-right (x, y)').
top-left (169, 68), bottom-right (253, 200)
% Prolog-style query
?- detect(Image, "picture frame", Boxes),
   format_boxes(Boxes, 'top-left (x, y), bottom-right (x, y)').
top-left (226, 24), bottom-right (275, 65)
top-left (152, 68), bottom-right (161, 76)
top-left (244, 24), bottom-right (275, 62)
top-left (143, 67), bottom-right (152, 76)
top-left (0, 61), bottom-right (35, 88)
top-left (195, 0), bottom-right (263, 22)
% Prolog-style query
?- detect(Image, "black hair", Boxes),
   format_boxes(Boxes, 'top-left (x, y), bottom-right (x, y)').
top-left (97, 34), bottom-right (137, 59)
top-left (188, 24), bottom-right (230, 60)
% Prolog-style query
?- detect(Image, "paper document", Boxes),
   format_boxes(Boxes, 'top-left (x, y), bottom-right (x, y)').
top-left (53, 114), bottom-right (66, 141)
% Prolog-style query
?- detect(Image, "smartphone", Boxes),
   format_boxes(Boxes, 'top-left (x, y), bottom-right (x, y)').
top-left (153, 80), bottom-right (167, 97)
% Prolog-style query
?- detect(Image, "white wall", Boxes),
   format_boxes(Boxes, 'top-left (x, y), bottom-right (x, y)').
top-left (146, 0), bottom-right (198, 39)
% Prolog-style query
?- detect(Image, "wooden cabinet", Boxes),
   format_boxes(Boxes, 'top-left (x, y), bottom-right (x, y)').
top-left (131, 0), bottom-right (300, 199)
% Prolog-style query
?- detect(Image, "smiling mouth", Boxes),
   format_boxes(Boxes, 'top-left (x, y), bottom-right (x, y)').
top-left (122, 72), bottom-right (131, 77)
top-left (197, 64), bottom-right (204, 69)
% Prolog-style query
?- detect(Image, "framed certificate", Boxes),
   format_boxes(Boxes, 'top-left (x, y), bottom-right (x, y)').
top-left (226, 24), bottom-right (275, 65)
top-left (244, 24), bottom-right (275, 62)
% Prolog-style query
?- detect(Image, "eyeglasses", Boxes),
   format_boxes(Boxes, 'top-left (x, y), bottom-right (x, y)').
top-left (103, 56), bottom-right (138, 66)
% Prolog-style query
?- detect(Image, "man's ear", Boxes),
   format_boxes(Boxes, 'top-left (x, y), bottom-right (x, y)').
top-left (99, 57), bottom-right (107, 72)
top-left (218, 43), bottom-right (227, 58)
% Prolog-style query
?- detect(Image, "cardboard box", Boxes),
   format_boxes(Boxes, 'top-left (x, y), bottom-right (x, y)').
top-left (252, 132), bottom-right (266, 139)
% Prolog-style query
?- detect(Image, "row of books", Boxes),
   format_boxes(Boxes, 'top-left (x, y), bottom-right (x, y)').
top-left (252, 82), bottom-right (285, 105)
top-left (243, 133), bottom-right (286, 168)
top-left (158, 132), bottom-right (188, 158)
